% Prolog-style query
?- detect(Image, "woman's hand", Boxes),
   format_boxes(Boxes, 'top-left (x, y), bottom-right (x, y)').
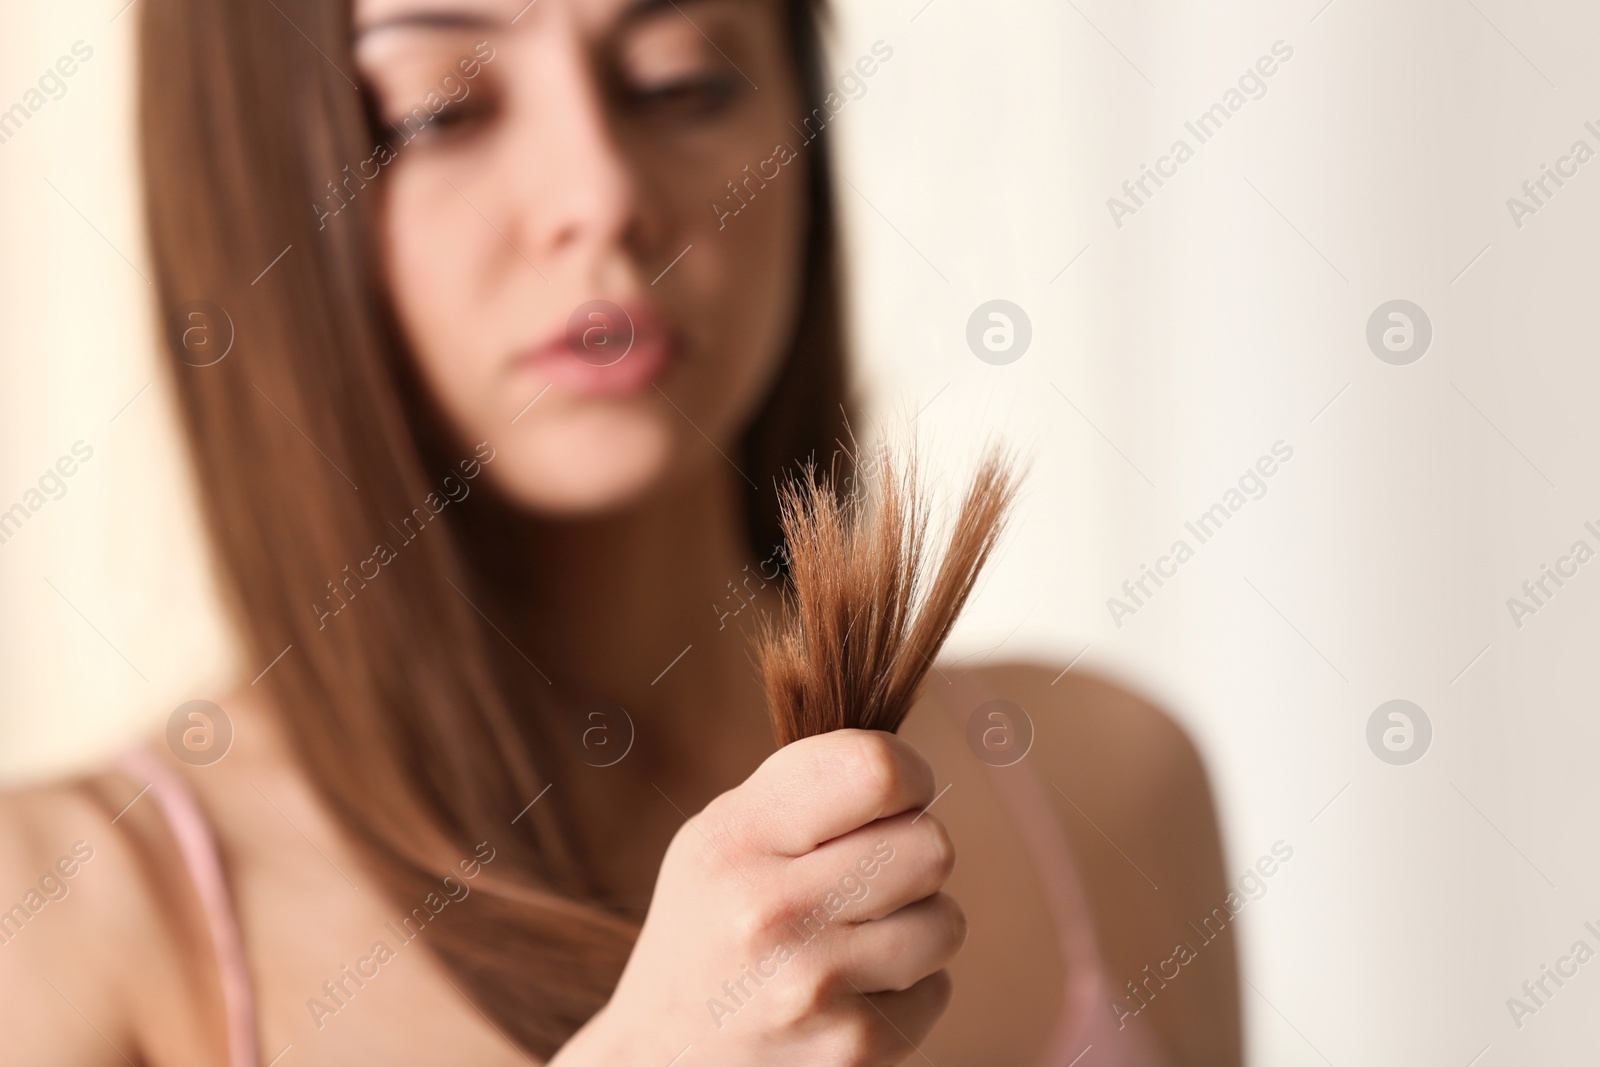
top-left (556, 729), bottom-right (964, 1066)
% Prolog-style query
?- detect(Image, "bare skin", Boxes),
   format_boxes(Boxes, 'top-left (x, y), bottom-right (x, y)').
top-left (0, 0), bottom-right (1239, 1060)
top-left (0, 656), bottom-right (1238, 1064)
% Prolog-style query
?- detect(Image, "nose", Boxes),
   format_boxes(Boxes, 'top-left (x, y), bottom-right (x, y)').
top-left (512, 42), bottom-right (654, 267)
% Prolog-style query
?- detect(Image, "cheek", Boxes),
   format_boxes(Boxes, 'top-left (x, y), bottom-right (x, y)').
top-left (672, 147), bottom-right (811, 446)
top-left (380, 179), bottom-right (492, 430)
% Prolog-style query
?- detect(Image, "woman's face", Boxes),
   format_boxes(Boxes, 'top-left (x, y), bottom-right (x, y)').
top-left (353, 0), bottom-right (809, 514)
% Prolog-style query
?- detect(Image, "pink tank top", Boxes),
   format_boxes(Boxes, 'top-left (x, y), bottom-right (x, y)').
top-left (124, 673), bottom-right (1172, 1067)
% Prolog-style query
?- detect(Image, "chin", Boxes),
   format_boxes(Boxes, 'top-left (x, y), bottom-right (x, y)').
top-left (489, 408), bottom-right (686, 517)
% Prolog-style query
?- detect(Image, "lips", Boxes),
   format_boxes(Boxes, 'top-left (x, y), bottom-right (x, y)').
top-left (512, 300), bottom-right (677, 398)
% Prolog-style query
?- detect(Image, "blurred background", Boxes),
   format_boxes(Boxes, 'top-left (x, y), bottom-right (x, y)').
top-left (4, 0), bottom-right (1599, 1062)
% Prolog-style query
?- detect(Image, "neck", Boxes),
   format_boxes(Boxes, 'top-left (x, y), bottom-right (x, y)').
top-left (520, 463), bottom-right (780, 750)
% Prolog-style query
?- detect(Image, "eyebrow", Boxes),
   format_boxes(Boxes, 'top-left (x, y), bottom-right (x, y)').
top-left (355, 0), bottom-right (712, 41)
top-left (355, 10), bottom-right (500, 40)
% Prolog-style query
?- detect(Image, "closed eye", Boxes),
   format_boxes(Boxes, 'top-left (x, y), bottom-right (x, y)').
top-left (387, 97), bottom-right (496, 145)
top-left (628, 74), bottom-right (742, 122)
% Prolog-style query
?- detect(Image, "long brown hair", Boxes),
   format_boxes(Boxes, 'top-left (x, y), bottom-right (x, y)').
top-left (757, 445), bottom-right (1017, 746)
top-left (139, 0), bottom-right (847, 1053)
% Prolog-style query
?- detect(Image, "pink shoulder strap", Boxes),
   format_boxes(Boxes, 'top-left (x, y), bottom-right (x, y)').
top-left (944, 672), bottom-right (1173, 1066)
top-left (118, 745), bottom-right (261, 1067)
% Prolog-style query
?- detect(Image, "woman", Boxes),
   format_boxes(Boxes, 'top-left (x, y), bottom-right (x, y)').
top-left (0, 0), bottom-right (1239, 1062)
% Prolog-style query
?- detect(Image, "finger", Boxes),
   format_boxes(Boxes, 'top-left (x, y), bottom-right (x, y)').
top-left (782, 811), bottom-right (954, 925)
top-left (843, 969), bottom-right (954, 1061)
top-left (723, 731), bottom-right (936, 857)
top-left (832, 893), bottom-right (967, 994)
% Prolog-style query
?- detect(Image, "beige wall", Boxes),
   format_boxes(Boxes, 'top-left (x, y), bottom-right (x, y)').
top-left (4, 0), bottom-right (1598, 1062)
top-left (0, 3), bottom-right (236, 782)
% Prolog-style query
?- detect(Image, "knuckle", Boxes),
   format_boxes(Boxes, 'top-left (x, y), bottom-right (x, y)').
top-left (729, 893), bottom-right (787, 946)
top-left (828, 1012), bottom-right (878, 1066)
top-left (930, 893), bottom-right (968, 953)
top-left (845, 731), bottom-right (902, 808)
top-left (916, 816), bottom-right (957, 882)
top-left (769, 968), bottom-right (829, 1029)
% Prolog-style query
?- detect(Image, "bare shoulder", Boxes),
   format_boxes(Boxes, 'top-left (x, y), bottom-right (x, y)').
top-left (973, 662), bottom-right (1209, 820)
top-left (0, 768), bottom-right (154, 956)
top-left (0, 767), bottom-right (147, 1060)
top-left (0, 758), bottom-right (225, 1064)
top-left (968, 661), bottom-right (1243, 1066)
